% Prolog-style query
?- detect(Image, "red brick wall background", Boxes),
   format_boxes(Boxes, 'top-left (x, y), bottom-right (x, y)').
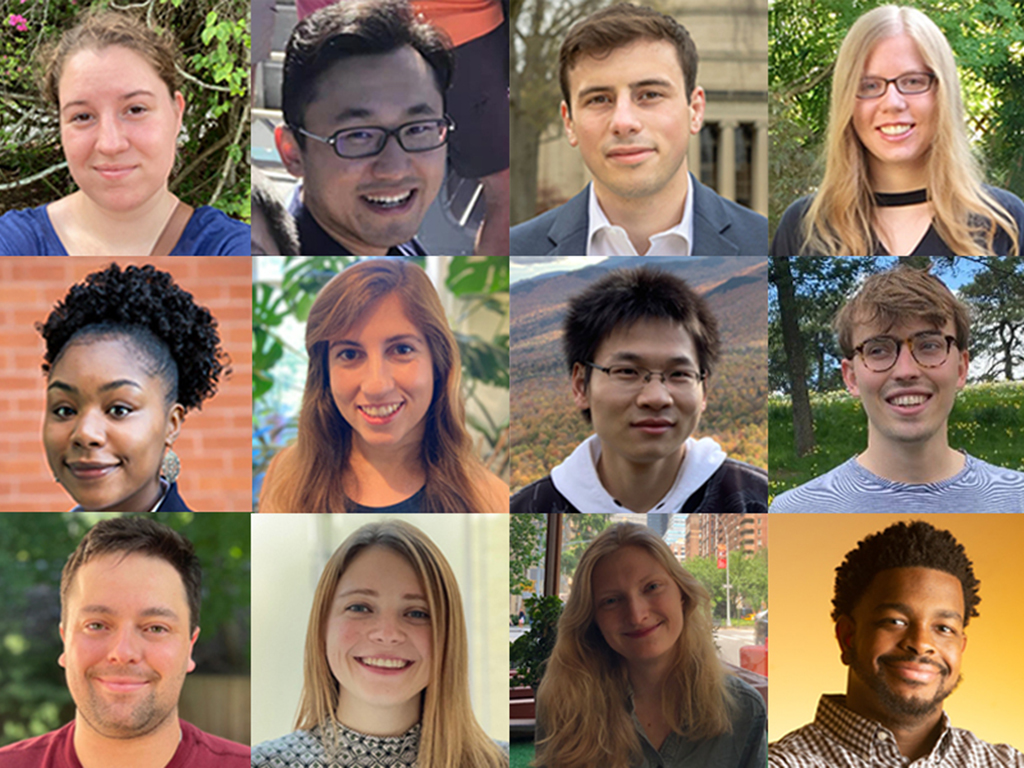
top-left (0, 257), bottom-right (252, 512)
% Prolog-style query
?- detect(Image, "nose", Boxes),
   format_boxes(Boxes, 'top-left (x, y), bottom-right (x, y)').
top-left (610, 96), bottom-right (643, 137)
top-left (361, 354), bottom-right (395, 397)
top-left (369, 132), bottom-right (414, 179)
top-left (898, 621), bottom-right (935, 657)
top-left (71, 409), bottom-right (105, 448)
top-left (889, 343), bottom-right (921, 379)
top-left (635, 375), bottom-right (673, 409)
top-left (624, 594), bottom-right (650, 626)
top-left (107, 625), bottom-right (142, 664)
top-left (368, 613), bottom-right (406, 644)
top-left (95, 114), bottom-right (131, 156)
top-left (880, 81), bottom-right (909, 110)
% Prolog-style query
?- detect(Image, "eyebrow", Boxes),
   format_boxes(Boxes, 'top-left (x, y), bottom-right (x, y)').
top-left (47, 379), bottom-right (143, 393)
top-left (577, 78), bottom-right (676, 101)
top-left (329, 334), bottom-right (423, 349)
top-left (61, 90), bottom-right (158, 112)
top-left (332, 102), bottom-right (439, 124)
top-left (605, 351), bottom-right (697, 367)
top-left (335, 587), bottom-right (427, 601)
top-left (874, 601), bottom-right (963, 621)
top-left (79, 604), bottom-right (181, 620)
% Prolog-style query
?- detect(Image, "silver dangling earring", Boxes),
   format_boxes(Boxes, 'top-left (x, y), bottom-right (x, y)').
top-left (161, 447), bottom-right (181, 485)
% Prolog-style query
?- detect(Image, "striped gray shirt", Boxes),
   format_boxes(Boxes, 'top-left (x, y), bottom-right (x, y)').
top-left (769, 454), bottom-right (1024, 513)
top-left (769, 695), bottom-right (1024, 767)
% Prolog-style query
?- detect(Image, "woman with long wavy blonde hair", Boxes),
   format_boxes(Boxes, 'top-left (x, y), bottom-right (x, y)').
top-left (535, 523), bottom-right (765, 768)
top-left (772, 5), bottom-right (1022, 256)
top-left (251, 519), bottom-right (508, 768)
top-left (259, 258), bottom-right (507, 513)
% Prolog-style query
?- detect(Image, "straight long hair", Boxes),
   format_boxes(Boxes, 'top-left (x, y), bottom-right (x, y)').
top-left (804, 5), bottom-right (1019, 256)
top-left (295, 520), bottom-right (506, 768)
top-left (535, 524), bottom-right (734, 768)
top-left (260, 259), bottom-right (487, 512)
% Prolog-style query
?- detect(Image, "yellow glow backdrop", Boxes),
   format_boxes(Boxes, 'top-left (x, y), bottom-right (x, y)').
top-left (769, 513), bottom-right (1024, 750)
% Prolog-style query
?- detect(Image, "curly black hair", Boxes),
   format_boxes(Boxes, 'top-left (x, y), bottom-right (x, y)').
top-left (36, 264), bottom-right (226, 411)
top-left (832, 520), bottom-right (981, 627)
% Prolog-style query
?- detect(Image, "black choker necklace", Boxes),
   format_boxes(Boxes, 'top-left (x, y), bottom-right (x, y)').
top-left (874, 189), bottom-right (928, 207)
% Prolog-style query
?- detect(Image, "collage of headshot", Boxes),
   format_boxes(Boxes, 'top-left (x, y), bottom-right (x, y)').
top-left (1, 0), bottom-right (1024, 766)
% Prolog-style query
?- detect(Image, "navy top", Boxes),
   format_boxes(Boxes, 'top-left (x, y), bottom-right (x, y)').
top-left (0, 204), bottom-right (250, 256)
top-left (349, 486), bottom-right (426, 513)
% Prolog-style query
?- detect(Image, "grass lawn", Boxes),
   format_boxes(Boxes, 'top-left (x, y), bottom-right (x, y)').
top-left (510, 740), bottom-right (534, 768)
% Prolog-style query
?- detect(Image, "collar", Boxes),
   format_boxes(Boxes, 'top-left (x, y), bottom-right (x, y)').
top-left (149, 478), bottom-right (171, 513)
top-left (813, 694), bottom-right (953, 764)
top-left (585, 175), bottom-right (694, 256)
top-left (290, 195), bottom-right (424, 256)
top-left (549, 434), bottom-right (725, 513)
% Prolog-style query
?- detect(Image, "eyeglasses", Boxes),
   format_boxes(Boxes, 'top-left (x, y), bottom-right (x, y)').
top-left (586, 362), bottom-right (706, 390)
top-left (853, 332), bottom-right (957, 372)
top-left (292, 116), bottom-right (455, 159)
top-left (856, 72), bottom-right (936, 99)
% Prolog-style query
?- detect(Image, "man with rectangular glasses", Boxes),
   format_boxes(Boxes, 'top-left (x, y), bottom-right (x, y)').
top-left (510, 266), bottom-right (767, 514)
top-left (274, 0), bottom-right (452, 255)
top-left (771, 265), bottom-right (1024, 512)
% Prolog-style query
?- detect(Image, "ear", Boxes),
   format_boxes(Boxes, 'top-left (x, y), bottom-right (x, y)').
top-left (186, 627), bottom-right (200, 674)
top-left (835, 615), bottom-right (855, 666)
top-left (841, 358), bottom-right (860, 397)
top-left (688, 86), bottom-right (706, 135)
top-left (700, 379), bottom-right (708, 413)
top-left (561, 101), bottom-right (578, 148)
top-left (276, 124), bottom-right (306, 178)
top-left (165, 403), bottom-right (185, 446)
top-left (58, 623), bottom-right (66, 668)
top-left (173, 90), bottom-right (186, 131)
top-left (955, 347), bottom-right (969, 389)
top-left (571, 362), bottom-right (590, 411)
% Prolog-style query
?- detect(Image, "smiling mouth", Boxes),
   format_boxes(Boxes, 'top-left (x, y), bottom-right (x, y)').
top-left (357, 401), bottom-right (405, 425)
top-left (878, 124), bottom-right (913, 136)
top-left (625, 623), bottom-right (660, 639)
top-left (886, 393), bottom-right (931, 409)
top-left (66, 462), bottom-right (120, 480)
top-left (361, 190), bottom-right (415, 210)
top-left (358, 656), bottom-right (412, 669)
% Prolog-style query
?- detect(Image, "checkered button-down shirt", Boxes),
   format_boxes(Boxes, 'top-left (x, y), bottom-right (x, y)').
top-left (769, 695), bottom-right (1024, 767)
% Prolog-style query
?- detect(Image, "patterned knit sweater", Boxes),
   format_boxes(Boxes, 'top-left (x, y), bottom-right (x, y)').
top-left (251, 722), bottom-right (421, 768)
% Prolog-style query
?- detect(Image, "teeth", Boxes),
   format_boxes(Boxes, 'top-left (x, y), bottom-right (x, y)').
top-left (361, 657), bottom-right (409, 669)
top-left (361, 403), bottom-right (402, 417)
top-left (364, 191), bottom-right (413, 207)
top-left (890, 395), bottom-right (928, 406)
top-left (879, 124), bottom-right (912, 136)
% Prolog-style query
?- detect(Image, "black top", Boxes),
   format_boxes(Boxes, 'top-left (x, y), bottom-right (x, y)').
top-left (290, 199), bottom-right (426, 256)
top-left (771, 185), bottom-right (1024, 256)
top-left (349, 486), bottom-right (426, 513)
top-left (510, 459), bottom-right (767, 515)
top-left (156, 482), bottom-right (194, 512)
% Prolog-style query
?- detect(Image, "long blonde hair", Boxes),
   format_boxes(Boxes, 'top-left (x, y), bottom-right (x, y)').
top-left (535, 523), bottom-right (734, 768)
top-left (260, 259), bottom-right (488, 512)
top-left (295, 520), bottom-right (506, 768)
top-left (804, 5), bottom-right (1019, 256)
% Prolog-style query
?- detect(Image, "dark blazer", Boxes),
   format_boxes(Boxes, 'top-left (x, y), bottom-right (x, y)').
top-left (156, 482), bottom-right (193, 512)
top-left (510, 175), bottom-right (768, 256)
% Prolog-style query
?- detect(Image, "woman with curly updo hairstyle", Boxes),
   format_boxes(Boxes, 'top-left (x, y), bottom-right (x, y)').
top-left (37, 263), bottom-right (227, 511)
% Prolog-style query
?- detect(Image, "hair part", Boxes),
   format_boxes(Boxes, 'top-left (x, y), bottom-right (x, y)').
top-left (61, 516), bottom-right (201, 634)
top-left (832, 519), bottom-right (981, 626)
top-left (559, 3), bottom-right (699, 114)
top-left (295, 520), bottom-right (505, 768)
top-left (281, 0), bottom-right (453, 149)
top-left (562, 266), bottom-right (720, 422)
top-left (38, 9), bottom-right (182, 109)
top-left (833, 264), bottom-right (970, 358)
top-left (536, 523), bottom-right (735, 768)
top-left (803, 5), bottom-right (1019, 256)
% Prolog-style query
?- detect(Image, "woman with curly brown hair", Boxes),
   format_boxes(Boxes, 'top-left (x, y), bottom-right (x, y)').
top-left (37, 263), bottom-right (227, 511)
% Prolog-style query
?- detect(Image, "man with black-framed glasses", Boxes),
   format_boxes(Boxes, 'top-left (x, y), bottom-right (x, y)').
top-left (273, 0), bottom-right (452, 255)
top-left (510, 265), bottom-right (767, 515)
top-left (771, 265), bottom-right (1024, 512)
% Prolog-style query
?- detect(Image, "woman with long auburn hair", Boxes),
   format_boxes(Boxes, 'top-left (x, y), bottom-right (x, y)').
top-left (772, 5), bottom-right (1023, 256)
top-left (250, 519), bottom-right (508, 768)
top-left (258, 258), bottom-right (507, 513)
top-left (535, 523), bottom-right (766, 768)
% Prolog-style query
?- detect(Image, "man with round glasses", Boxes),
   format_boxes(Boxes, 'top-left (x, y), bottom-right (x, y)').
top-left (274, 0), bottom-right (452, 255)
top-left (510, 265), bottom-right (767, 515)
top-left (771, 265), bottom-right (1024, 513)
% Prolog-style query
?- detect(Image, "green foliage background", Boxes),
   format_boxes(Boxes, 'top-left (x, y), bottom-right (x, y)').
top-left (0, 512), bottom-right (250, 746)
top-left (0, 0), bottom-right (249, 220)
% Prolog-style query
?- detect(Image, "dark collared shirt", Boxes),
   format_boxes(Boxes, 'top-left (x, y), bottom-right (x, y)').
top-left (769, 695), bottom-right (1024, 767)
top-left (291, 198), bottom-right (426, 256)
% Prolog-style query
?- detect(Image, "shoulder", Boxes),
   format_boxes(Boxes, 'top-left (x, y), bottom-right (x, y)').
top-left (695, 179), bottom-right (768, 230)
top-left (689, 459), bottom-right (768, 514)
top-left (726, 674), bottom-right (767, 722)
top-left (510, 475), bottom-right (577, 513)
top-left (983, 185), bottom-right (1024, 218)
top-left (180, 720), bottom-right (249, 764)
top-left (157, 482), bottom-right (194, 512)
top-left (251, 728), bottom-right (324, 766)
top-left (0, 205), bottom-right (53, 255)
top-left (771, 195), bottom-right (816, 257)
top-left (691, 176), bottom-right (767, 254)
top-left (768, 721), bottom-right (835, 767)
top-left (510, 204), bottom-right (565, 255)
top-left (176, 206), bottom-right (251, 256)
top-left (945, 725), bottom-right (1024, 765)
top-left (0, 723), bottom-right (71, 761)
top-left (768, 459), bottom-right (858, 513)
top-left (959, 454), bottom-right (1024, 510)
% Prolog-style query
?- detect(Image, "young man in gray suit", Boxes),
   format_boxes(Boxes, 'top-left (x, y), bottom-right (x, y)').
top-left (511, 3), bottom-right (767, 256)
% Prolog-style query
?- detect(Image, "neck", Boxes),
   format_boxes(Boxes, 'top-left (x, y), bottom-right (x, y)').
top-left (596, 440), bottom-right (686, 513)
top-left (868, 159), bottom-right (929, 194)
top-left (858, 429), bottom-right (963, 484)
top-left (593, 167), bottom-right (688, 255)
top-left (346, 435), bottom-right (426, 505)
top-left (72, 710), bottom-right (181, 768)
top-left (337, 694), bottom-right (420, 737)
top-left (68, 188), bottom-right (178, 256)
top-left (627, 657), bottom-right (672, 704)
top-left (843, 688), bottom-right (944, 762)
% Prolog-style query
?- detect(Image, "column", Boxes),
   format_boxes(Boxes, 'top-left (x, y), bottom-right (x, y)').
top-left (752, 121), bottom-right (769, 217)
top-left (717, 120), bottom-right (737, 202)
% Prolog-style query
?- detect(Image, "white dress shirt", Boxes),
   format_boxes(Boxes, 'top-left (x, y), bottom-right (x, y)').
top-left (586, 174), bottom-right (694, 256)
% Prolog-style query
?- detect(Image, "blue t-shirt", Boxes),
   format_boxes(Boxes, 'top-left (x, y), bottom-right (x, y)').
top-left (0, 204), bottom-right (250, 255)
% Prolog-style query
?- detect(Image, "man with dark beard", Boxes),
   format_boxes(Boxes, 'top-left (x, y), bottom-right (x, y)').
top-left (0, 517), bottom-right (248, 768)
top-left (769, 520), bottom-right (1024, 767)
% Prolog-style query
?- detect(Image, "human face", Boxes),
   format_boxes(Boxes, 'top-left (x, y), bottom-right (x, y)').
top-left (561, 39), bottom-right (703, 204)
top-left (573, 318), bottom-right (707, 467)
top-left (839, 567), bottom-right (966, 724)
top-left (277, 46), bottom-right (446, 255)
top-left (59, 46), bottom-right (184, 213)
top-left (852, 34), bottom-right (937, 182)
top-left (327, 547), bottom-right (432, 726)
top-left (329, 293), bottom-right (435, 455)
top-left (60, 553), bottom-right (198, 739)
top-left (591, 546), bottom-right (684, 672)
top-left (841, 318), bottom-right (966, 451)
top-left (44, 338), bottom-right (183, 512)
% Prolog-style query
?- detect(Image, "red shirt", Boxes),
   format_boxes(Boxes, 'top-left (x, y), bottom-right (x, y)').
top-left (0, 720), bottom-right (249, 768)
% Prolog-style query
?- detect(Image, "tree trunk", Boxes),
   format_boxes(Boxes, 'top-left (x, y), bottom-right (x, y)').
top-left (772, 256), bottom-right (816, 456)
top-left (510, 108), bottom-right (541, 226)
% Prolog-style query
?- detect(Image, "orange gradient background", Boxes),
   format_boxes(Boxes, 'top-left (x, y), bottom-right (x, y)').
top-left (769, 513), bottom-right (1024, 751)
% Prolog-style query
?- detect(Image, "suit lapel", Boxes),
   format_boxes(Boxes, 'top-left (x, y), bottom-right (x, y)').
top-left (690, 175), bottom-right (739, 256)
top-left (546, 186), bottom-right (590, 255)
